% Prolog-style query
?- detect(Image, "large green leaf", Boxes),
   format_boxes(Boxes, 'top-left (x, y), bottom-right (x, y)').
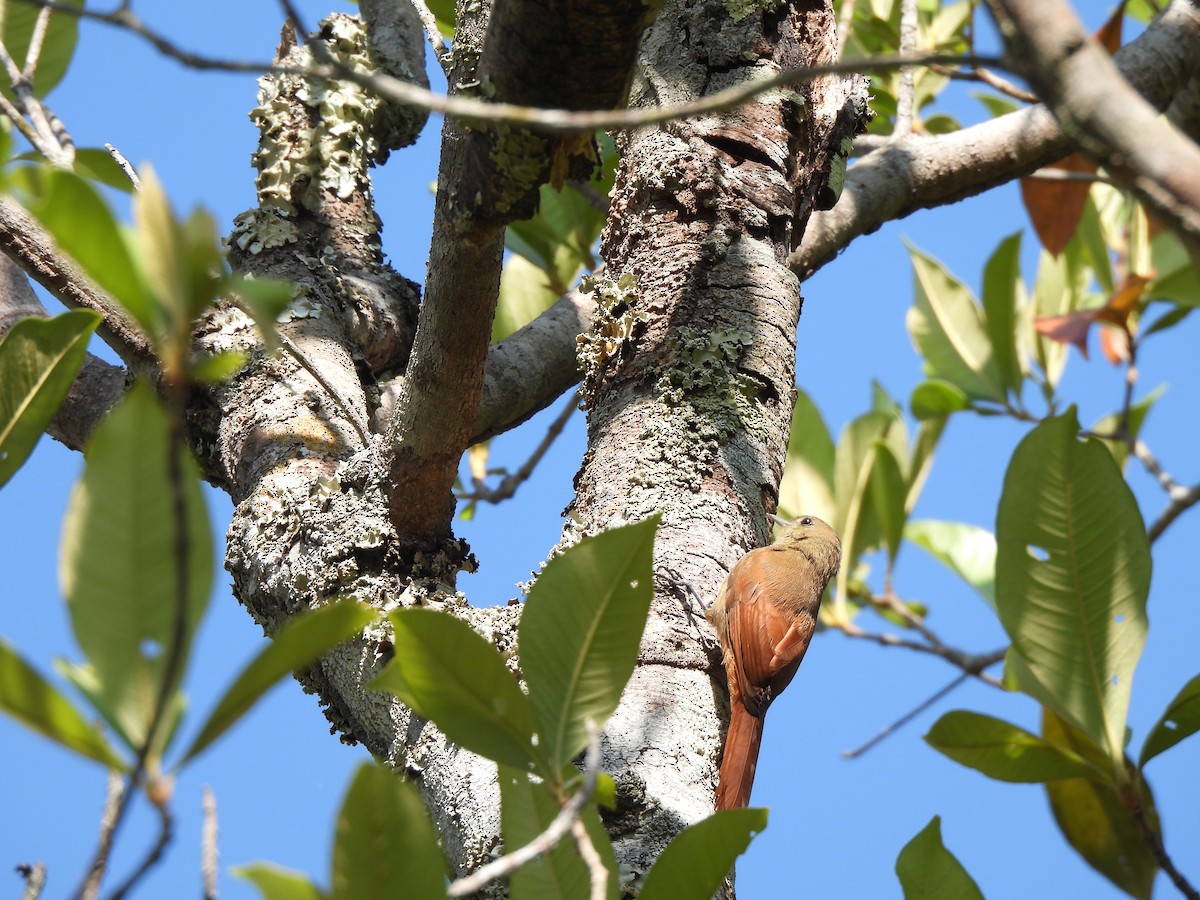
top-left (778, 388), bottom-right (836, 522)
top-left (519, 516), bottom-right (657, 771)
top-left (493, 254), bottom-right (563, 344)
top-left (981, 232), bottom-right (1024, 396)
top-left (995, 409), bottom-right (1150, 762)
top-left (1140, 673), bottom-right (1200, 768)
top-left (904, 519), bottom-right (996, 610)
top-left (638, 808), bottom-right (767, 900)
top-left (180, 602), bottom-right (377, 766)
top-left (905, 244), bottom-right (1006, 402)
top-left (895, 817), bottom-right (984, 900)
top-left (332, 764), bottom-right (446, 900)
top-left (24, 169), bottom-right (157, 333)
top-left (0, 638), bottom-right (125, 769)
top-left (0, 0), bottom-right (82, 99)
top-left (1042, 710), bottom-right (1159, 900)
top-left (499, 764), bottom-right (618, 900)
top-left (866, 440), bottom-right (907, 564)
top-left (0, 310), bottom-right (99, 488)
top-left (233, 863), bottom-right (327, 900)
top-left (59, 382), bottom-right (212, 752)
top-left (371, 608), bottom-right (543, 773)
top-left (1145, 232), bottom-right (1200, 307)
top-left (924, 710), bottom-right (1097, 783)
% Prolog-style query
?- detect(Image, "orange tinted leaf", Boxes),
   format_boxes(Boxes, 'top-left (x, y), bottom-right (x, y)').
top-left (1095, 274), bottom-right (1150, 327)
top-left (1034, 310), bottom-right (1097, 358)
top-left (1095, 1), bottom-right (1127, 55)
top-left (1099, 327), bottom-right (1129, 365)
top-left (1020, 154), bottom-right (1097, 257)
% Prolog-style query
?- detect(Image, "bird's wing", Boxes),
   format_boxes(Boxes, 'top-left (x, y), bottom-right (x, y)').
top-left (722, 548), bottom-right (805, 716)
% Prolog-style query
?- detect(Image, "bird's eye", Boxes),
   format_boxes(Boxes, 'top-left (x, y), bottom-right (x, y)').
top-left (801, 517), bottom-right (813, 526)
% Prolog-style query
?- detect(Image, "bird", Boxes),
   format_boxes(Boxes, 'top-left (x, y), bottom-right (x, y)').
top-left (706, 513), bottom-right (841, 810)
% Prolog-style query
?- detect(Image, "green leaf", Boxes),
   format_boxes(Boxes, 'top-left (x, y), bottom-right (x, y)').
top-left (1090, 385), bottom-right (1163, 471)
top-left (1140, 673), bottom-right (1200, 768)
top-left (1076, 196), bottom-right (1114, 295)
top-left (423, 0), bottom-right (455, 37)
top-left (778, 388), bottom-right (837, 522)
top-left (1042, 709), bottom-right (1159, 900)
top-left (23, 169), bottom-right (157, 332)
top-left (904, 519), bottom-right (995, 610)
top-left (924, 710), bottom-right (1097, 782)
top-left (866, 440), bottom-right (907, 564)
top-left (133, 165), bottom-right (186, 321)
top-left (499, 765), bottom-right (618, 900)
top-left (72, 148), bottom-right (138, 193)
top-left (519, 516), bottom-right (658, 771)
top-left (0, 638), bottom-right (125, 769)
top-left (493, 253), bottom-right (563, 344)
top-left (1145, 232), bottom-right (1200, 307)
top-left (905, 244), bottom-right (1006, 402)
top-left (895, 816), bottom-right (984, 900)
top-left (639, 808), bottom-right (767, 900)
top-left (190, 351), bottom-right (248, 384)
top-left (910, 379), bottom-right (969, 420)
top-left (59, 382), bottom-right (212, 752)
top-left (371, 608), bottom-right (544, 774)
top-left (1030, 246), bottom-right (1086, 391)
top-left (233, 863), bottom-right (327, 900)
top-left (0, 310), bottom-right (99, 487)
top-left (981, 232), bottom-right (1024, 396)
top-left (227, 275), bottom-right (295, 351)
top-left (180, 602), bottom-right (376, 766)
top-left (0, 0), bottom-right (81, 98)
top-left (332, 764), bottom-right (446, 900)
top-left (995, 408), bottom-right (1150, 762)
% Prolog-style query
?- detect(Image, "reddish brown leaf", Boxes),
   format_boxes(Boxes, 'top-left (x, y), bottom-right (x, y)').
top-left (1020, 154), bottom-right (1097, 257)
top-left (1095, 1), bottom-right (1127, 55)
top-left (1034, 310), bottom-right (1097, 358)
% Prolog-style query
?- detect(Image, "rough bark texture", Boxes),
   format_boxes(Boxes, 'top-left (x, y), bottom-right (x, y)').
top-left (567, 0), bottom-right (867, 883)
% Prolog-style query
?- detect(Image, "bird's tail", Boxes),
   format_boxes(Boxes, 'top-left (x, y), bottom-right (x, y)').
top-left (715, 704), bottom-right (765, 810)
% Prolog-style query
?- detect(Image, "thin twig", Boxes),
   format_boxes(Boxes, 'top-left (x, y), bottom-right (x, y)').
top-left (894, 0), bottom-right (918, 136)
top-left (106, 796), bottom-right (174, 900)
top-left (570, 817), bottom-right (608, 900)
top-left (14, 2), bottom-right (1002, 135)
top-left (834, 619), bottom-right (1006, 687)
top-left (1148, 483), bottom-right (1200, 545)
top-left (18, 863), bottom-right (47, 900)
top-left (78, 770), bottom-right (125, 900)
top-left (408, 0), bottom-right (449, 69)
top-left (446, 721), bottom-right (602, 897)
top-left (201, 787), bottom-right (218, 900)
top-left (932, 62), bottom-right (1037, 103)
top-left (1133, 440), bottom-right (1184, 496)
top-left (1131, 803), bottom-right (1200, 900)
top-left (458, 392), bottom-right (578, 504)
top-left (21, 2), bottom-right (55, 80)
top-left (842, 671), bottom-right (972, 759)
top-left (104, 143), bottom-right (141, 190)
top-left (1025, 166), bottom-right (1115, 184)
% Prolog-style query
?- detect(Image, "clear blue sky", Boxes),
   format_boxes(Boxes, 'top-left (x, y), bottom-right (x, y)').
top-left (2, 2), bottom-right (1197, 898)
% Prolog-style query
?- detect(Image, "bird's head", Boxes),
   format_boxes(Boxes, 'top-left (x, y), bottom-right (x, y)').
top-left (768, 513), bottom-right (842, 576)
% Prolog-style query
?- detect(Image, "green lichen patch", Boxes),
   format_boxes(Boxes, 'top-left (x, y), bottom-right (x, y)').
top-left (577, 272), bottom-right (647, 396)
top-left (722, 0), bottom-right (785, 23)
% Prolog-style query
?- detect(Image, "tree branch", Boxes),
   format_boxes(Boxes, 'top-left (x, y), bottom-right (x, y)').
top-left (987, 0), bottom-right (1200, 245)
top-left (793, 0), bottom-right (1200, 277)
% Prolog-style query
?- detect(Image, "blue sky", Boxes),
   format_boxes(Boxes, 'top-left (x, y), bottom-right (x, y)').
top-left (2, 2), bottom-right (1197, 898)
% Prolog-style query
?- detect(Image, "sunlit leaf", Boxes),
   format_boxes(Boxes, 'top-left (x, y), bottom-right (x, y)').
top-left (181, 602), bottom-right (376, 765)
top-left (925, 710), bottom-right (1098, 782)
top-left (519, 516), bottom-right (657, 770)
top-left (1140, 673), bottom-right (1200, 768)
top-left (866, 440), bottom-right (906, 564)
top-left (371, 608), bottom-right (544, 774)
top-left (778, 388), bottom-right (836, 522)
top-left (895, 816), bottom-right (984, 900)
top-left (996, 409), bottom-right (1150, 762)
top-left (73, 148), bottom-right (138, 193)
top-left (981, 232), bottom-right (1024, 396)
top-left (904, 519), bottom-right (995, 610)
top-left (59, 382), bottom-right (212, 752)
top-left (332, 764), bottom-right (446, 900)
top-left (909, 379), bottom-right (969, 420)
top-left (0, 0), bottom-right (82, 99)
top-left (499, 764), bottom-right (619, 900)
top-left (1042, 709), bottom-right (1158, 900)
top-left (905, 245), bottom-right (1006, 402)
top-left (639, 808), bottom-right (768, 900)
top-left (0, 310), bottom-right (99, 487)
top-left (233, 863), bottom-right (327, 900)
top-left (0, 638), bottom-right (125, 769)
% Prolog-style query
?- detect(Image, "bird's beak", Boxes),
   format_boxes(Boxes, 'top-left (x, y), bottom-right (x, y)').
top-left (768, 513), bottom-right (790, 528)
